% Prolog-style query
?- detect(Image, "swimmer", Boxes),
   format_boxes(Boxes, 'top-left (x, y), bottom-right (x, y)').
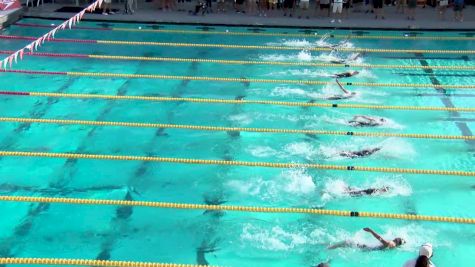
top-left (325, 79), bottom-right (356, 100)
top-left (330, 53), bottom-right (361, 64)
top-left (348, 115), bottom-right (386, 127)
top-left (333, 70), bottom-right (359, 78)
top-left (321, 39), bottom-right (350, 50)
top-left (339, 147), bottom-right (381, 158)
top-left (328, 227), bottom-right (405, 251)
top-left (346, 186), bottom-right (390, 197)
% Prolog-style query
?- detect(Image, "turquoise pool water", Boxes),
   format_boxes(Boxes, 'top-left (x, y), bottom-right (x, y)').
top-left (0, 18), bottom-right (474, 267)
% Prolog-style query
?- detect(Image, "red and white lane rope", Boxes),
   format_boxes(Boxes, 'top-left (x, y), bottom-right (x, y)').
top-left (0, 0), bottom-right (104, 69)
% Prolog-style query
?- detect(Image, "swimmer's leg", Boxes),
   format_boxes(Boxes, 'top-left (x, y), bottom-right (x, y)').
top-left (327, 240), bottom-right (353, 250)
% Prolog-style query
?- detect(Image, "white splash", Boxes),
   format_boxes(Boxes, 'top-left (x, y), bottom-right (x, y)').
top-left (270, 86), bottom-right (322, 99)
top-left (321, 179), bottom-right (349, 202)
top-left (247, 146), bottom-right (279, 158)
top-left (241, 224), bottom-right (309, 251)
top-left (258, 54), bottom-right (296, 62)
top-left (283, 142), bottom-right (319, 161)
top-left (315, 38), bottom-right (332, 48)
top-left (282, 39), bottom-right (313, 47)
top-left (358, 68), bottom-right (376, 79)
top-left (226, 178), bottom-right (273, 198)
top-left (226, 169), bottom-right (316, 201)
top-left (315, 51), bottom-right (342, 62)
top-left (377, 138), bottom-right (416, 160)
top-left (281, 168), bottom-right (316, 194)
top-left (228, 113), bottom-right (253, 125)
top-left (297, 50), bottom-right (313, 61)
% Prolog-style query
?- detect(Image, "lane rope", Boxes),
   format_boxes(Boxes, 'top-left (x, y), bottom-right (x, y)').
top-left (2, 35), bottom-right (475, 54)
top-left (0, 196), bottom-right (474, 224)
top-left (1, 90), bottom-right (474, 112)
top-left (1, 50), bottom-right (474, 70)
top-left (0, 151), bottom-right (473, 176)
top-left (1, 117), bottom-right (474, 141)
top-left (13, 22), bottom-right (475, 41)
top-left (0, 257), bottom-right (213, 267)
top-left (2, 69), bottom-right (474, 89)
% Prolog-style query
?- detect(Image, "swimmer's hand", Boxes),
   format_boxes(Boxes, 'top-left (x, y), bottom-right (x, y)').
top-left (363, 227), bottom-right (372, 232)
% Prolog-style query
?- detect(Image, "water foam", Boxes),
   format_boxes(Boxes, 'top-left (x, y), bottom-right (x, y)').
top-left (377, 138), bottom-right (416, 159)
top-left (265, 69), bottom-right (333, 78)
top-left (258, 54), bottom-right (296, 62)
top-left (270, 86), bottom-right (322, 99)
top-left (282, 39), bottom-right (313, 48)
top-left (266, 39), bottom-right (313, 48)
top-left (358, 69), bottom-right (376, 79)
top-left (283, 142), bottom-right (319, 161)
top-left (247, 146), bottom-right (279, 158)
top-left (228, 113), bottom-right (253, 125)
top-left (226, 169), bottom-right (316, 202)
top-left (282, 168), bottom-right (316, 194)
top-left (241, 224), bottom-right (309, 251)
top-left (297, 50), bottom-right (313, 61)
top-left (315, 51), bottom-right (341, 63)
top-left (226, 178), bottom-right (273, 198)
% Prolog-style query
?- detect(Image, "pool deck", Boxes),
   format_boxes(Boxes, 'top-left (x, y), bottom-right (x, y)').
top-left (18, 2), bottom-right (475, 30)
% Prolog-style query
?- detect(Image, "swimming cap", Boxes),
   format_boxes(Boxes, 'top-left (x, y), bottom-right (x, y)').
top-left (419, 243), bottom-right (433, 258)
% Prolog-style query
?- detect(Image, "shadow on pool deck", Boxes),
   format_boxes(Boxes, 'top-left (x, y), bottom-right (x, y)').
top-left (22, 1), bottom-right (475, 30)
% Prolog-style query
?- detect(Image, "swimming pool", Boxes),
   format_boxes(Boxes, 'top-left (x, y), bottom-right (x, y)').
top-left (0, 18), bottom-right (474, 267)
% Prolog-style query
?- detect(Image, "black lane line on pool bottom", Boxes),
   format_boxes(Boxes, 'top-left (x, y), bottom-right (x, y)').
top-left (0, 203), bottom-right (50, 266)
top-left (0, 77), bottom-right (79, 264)
top-left (95, 191), bottom-right (135, 261)
top-left (88, 47), bottom-right (205, 258)
top-left (93, 52), bottom-right (170, 260)
top-left (196, 54), bottom-right (250, 265)
top-left (0, 77), bottom-right (77, 152)
top-left (415, 53), bottom-right (475, 152)
top-left (0, 60), bottom-right (142, 263)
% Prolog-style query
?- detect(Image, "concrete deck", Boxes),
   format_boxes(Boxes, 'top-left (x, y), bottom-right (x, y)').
top-left (22, 1), bottom-right (475, 30)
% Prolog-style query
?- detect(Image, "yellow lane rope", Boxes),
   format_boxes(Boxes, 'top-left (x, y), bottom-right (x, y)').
top-left (0, 196), bottom-right (474, 224)
top-left (1, 117), bottom-right (474, 141)
top-left (111, 28), bottom-right (475, 41)
top-left (89, 55), bottom-right (475, 70)
top-left (66, 71), bottom-right (475, 89)
top-left (17, 91), bottom-right (475, 112)
top-left (0, 257), bottom-right (213, 267)
top-left (95, 40), bottom-right (475, 54)
top-left (0, 151), bottom-right (473, 176)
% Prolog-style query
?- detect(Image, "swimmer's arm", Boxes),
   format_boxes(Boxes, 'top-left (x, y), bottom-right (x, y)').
top-left (335, 79), bottom-right (350, 94)
top-left (363, 228), bottom-right (390, 247)
top-left (352, 53), bottom-right (361, 60)
top-left (359, 115), bottom-right (374, 121)
top-left (372, 147), bottom-right (382, 153)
